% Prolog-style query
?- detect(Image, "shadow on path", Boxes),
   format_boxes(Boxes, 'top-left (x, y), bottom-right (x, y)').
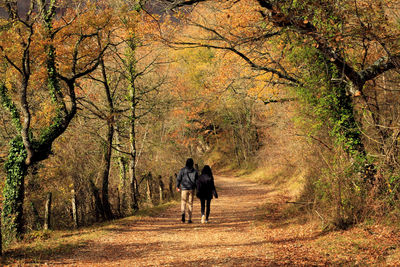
top-left (5, 176), bottom-right (281, 266)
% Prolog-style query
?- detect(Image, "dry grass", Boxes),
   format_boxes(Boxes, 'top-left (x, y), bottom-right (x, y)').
top-left (3, 227), bottom-right (106, 265)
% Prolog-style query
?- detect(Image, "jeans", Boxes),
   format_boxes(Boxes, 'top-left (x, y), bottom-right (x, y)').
top-left (200, 198), bottom-right (211, 220)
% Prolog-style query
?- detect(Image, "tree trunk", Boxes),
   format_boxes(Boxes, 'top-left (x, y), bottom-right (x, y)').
top-left (128, 88), bottom-right (139, 211)
top-left (89, 179), bottom-right (104, 222)
top-left (328, 79), bottom-right (374, 182)
top-left (129, 158), bottom-right (139, 212)
top-left (127, 36), bottom-right (139, 213)
top-left (335, 176), bottom-right (344, 228)
top-left (115, 125), bottom-right (128, 215)
top-left (1, 136), bottom-right (27, 243)
top-left (71, 189), bottom-right (79, 228)
top-left (97, 55), bottom-right (115, 221)
top-left (100, 123), bottom-right (114, 220)
top-left (0, 1), bottom-right (103, 242)
top-left (116, 188), bottom-right (121, 218)
top-left (30, 201), bottom-right (41, 230)
top-left (44, 192), bottom-right (52, 230)
top-left (146, 173), bottom-right (153, 205)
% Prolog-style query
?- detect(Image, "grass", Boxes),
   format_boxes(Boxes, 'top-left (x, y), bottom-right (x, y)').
top-left (219, 160), bottom-right (400, 265)
top-left (1, 200), bottom-right (177, 266)
top-left (242, 165), bottom-right (306, 198)
top-left (255, 196), bottom-right (400, 265)
top-left (310, 225), bottom-right (400, 265)
top-left (2, 226), bottom-right (105, 265)
top-left (241, 166), bottom-right (400, 265)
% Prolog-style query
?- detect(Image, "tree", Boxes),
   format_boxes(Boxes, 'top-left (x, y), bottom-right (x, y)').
top-left (158, 0), bottom-right (400, 225)
top-left (160, 0), bottom-right (399, 165)
top-left (0, 0), bottom-right (109, 242)
top-left (166, 43), bottom-right (262, 167)
top-left (82, 1), bottom-right (170, 213)
top-left (121, 11), bottom-right (170, 212)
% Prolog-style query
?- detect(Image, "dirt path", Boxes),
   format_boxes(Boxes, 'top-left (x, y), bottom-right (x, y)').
top-left (45, 175), bottom-right (400, 266)
top-left (47, 176), bottom-right (279, 266)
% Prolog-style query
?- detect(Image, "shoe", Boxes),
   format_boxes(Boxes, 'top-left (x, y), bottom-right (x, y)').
top-left (205, 219), bottom-right (208, 223)
top-left (181, 213), bottom-right (185, 223)
top-left (201, 215), bottom-right (205, 224)
top-left (187, 220), bottom-right (193, 224)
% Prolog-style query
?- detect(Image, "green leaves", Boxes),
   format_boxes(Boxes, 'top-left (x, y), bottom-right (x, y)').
top-left (2, 135), bottom-right (27, 245)
top-left (0, 83), bottom-right (22, 131)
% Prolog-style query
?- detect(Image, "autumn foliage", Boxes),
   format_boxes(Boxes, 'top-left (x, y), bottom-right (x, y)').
top-left (0, 0), bottom-right (399, 257)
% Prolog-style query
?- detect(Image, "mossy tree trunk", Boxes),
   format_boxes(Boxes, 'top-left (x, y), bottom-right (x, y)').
top-left (0, 0), bottom-right (105, 243)
top-left (127, 35), bottom-right (140, 212)
top-left (116, 126), bottom-right (128, 215)
top-left (2, 137), bottom-right (28, 242)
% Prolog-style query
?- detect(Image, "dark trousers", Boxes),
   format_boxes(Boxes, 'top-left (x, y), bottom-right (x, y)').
top-left (200, 198), bottom-right (212, 219)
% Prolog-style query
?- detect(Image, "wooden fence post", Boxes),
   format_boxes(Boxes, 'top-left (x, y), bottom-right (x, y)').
top-left (71, 189), bottom-right (78, 228)
top-left (44, 192), bottom-right (52, 230)
top-left (158, 175), bottom-right (164, 204)
top-left (146, 173), bottom-right (153, 205)
top-left (169, 175), bottom-right (175, 198)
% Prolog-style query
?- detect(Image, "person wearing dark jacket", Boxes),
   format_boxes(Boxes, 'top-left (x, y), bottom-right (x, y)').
top-left (177, 158), bottom-right (198, 223)
top-left (196, 165), bottom-right (218, 223)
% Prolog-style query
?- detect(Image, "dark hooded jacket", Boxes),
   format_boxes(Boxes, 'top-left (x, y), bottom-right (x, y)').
top-left (176, 166), bottom-right (198, 190)
top-left (196, 174), bottom-right (218, 199)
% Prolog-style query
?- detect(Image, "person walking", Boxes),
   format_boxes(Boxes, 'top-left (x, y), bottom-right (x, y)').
top-left (176, 158), bottom-right (198, 223)
top-left (196, 165), bottom-right (218, 223)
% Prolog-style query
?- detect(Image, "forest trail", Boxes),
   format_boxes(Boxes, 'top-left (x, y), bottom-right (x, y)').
top-left (45, 175), bottom-right (399, 266)
top-left (50, 176), bottom-right (277, 266)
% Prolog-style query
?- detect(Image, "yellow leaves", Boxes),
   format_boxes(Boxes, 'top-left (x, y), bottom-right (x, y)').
top-left (247, 72), bottom-right (279, 102)
top-left (32, 102), bottom-right (56, 129)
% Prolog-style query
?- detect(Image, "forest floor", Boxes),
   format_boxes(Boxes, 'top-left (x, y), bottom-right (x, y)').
top-left (4, 175), bottom-right (400, 266)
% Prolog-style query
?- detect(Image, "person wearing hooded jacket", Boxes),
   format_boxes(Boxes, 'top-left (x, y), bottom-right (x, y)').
top-left (176, 158), bottom-right (198, 223)
top-left (196, 165), bottom-right (218, 223)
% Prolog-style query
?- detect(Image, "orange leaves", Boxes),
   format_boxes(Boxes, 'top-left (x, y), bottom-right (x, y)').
top-left (53, 6), bottom-right (116, 75)
top-left (32, 102), bottom-right (55, 129)
top-left (247, 72), bottom-right (279, 102)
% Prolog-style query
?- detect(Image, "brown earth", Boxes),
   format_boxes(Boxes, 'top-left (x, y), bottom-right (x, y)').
top-left (13, 175), bottom-right (400, 266)
top-left (48, 176), bottom-right (275, 266)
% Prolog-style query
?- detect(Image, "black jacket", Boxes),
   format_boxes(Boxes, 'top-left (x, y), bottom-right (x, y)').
top-left (177, 167), bottom-right (198, 190)
top-left (196, 174), bottom-right (218, 199)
